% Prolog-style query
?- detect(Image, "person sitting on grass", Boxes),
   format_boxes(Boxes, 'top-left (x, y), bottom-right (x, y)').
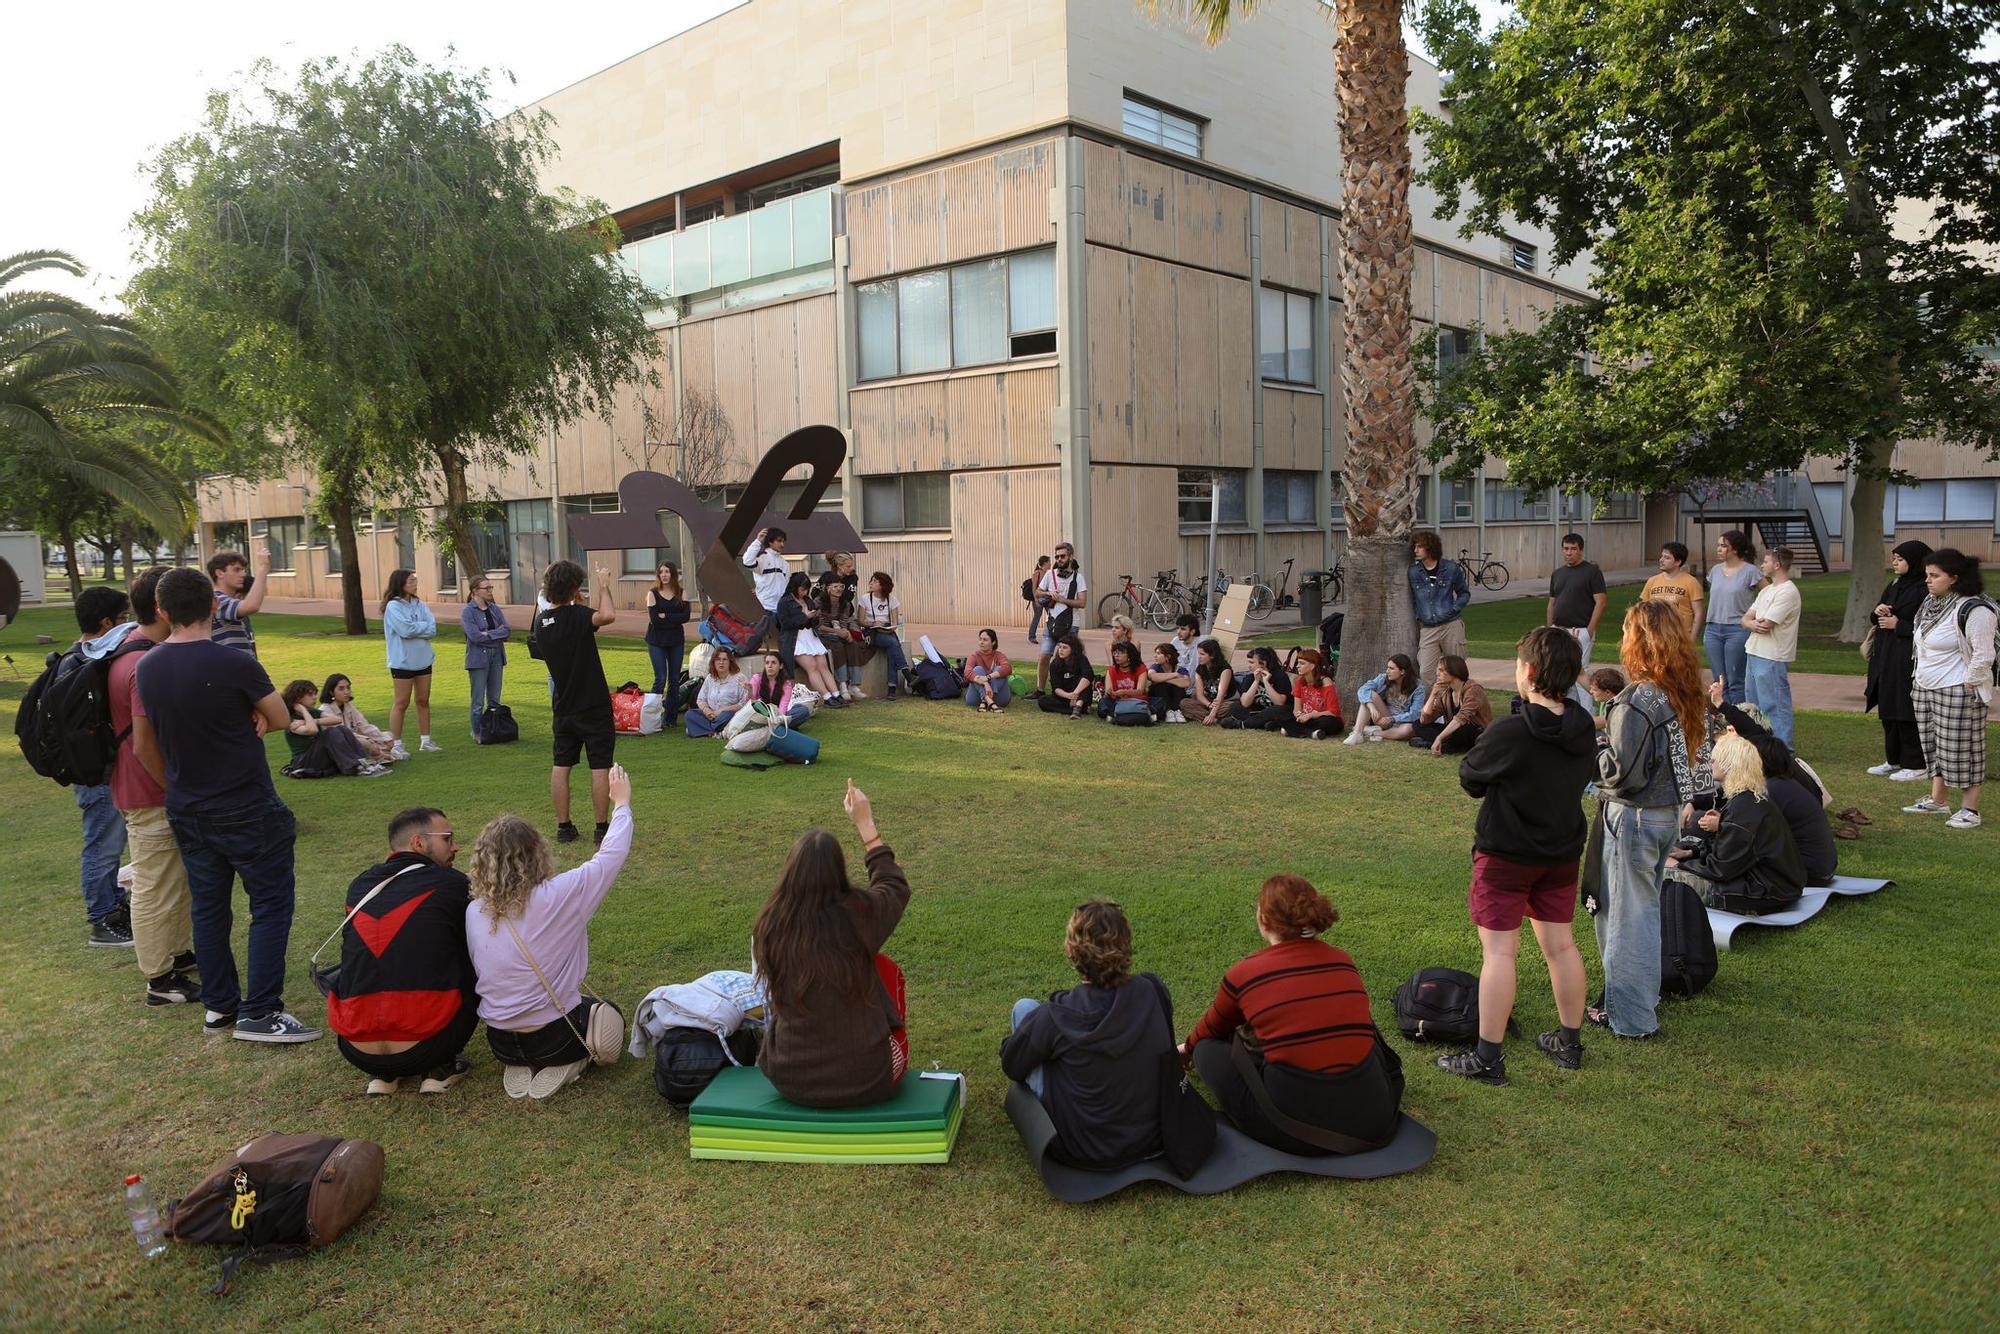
top-left (319, 673), bottom-right (398, 764)
top-left (1214, 647), bottom-right (1292, 731)
top-left (1345, 653), bottom-right (1427, 744)
top-left (466, 764), bottom-right (634, 1101)
top-left (1172, 614), bottom-right (1202, 679)
top-left (1188, 639), bottom-right (1237, 725)
top-left (1182, 875), bottom-right (1404, 1154)
top-left (1040, 635), bottom-right (1095, 719)
top-left (748, 652), bottom-right (813, 729)
top-left (754, 781), bottom-right (914, 1108)
top-left (280, 680), bottom-right (389, 778)
top-left (329, 807), bottom-right (480, 1096)
top-left (1279, 649), bottom-right (1342, 738)
top-left (687, 648), bottom-right (751, 738)
top-left (1665, 734), bottom-right (1806, 915)
top-left (1409, 655), bottom-right (1493, 756)
top-left (1001, 900), bottom-right (1177, 1171)
top-left (963, 629), bottom-right (1014, 712)
top-left (1586, 667), bottom-right (1627, 712)
top-left (1145, 642), bottom-right (1191, 723)
top-left (1437, 627), bottom-right (1596, 1086)
top-left (1099, 641), bottom-right (1149, 720)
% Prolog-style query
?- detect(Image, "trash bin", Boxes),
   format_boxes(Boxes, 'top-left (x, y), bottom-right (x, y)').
top-left (1299, 573), bottom-right (1326, 627)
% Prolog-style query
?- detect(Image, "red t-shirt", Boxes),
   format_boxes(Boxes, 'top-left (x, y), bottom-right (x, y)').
top-left (1293, 682), bottom-right (1340, 718)
top-left (1107, 665), bottom-right (1145, 696)
top-left (109, 642), bottom-right (165, 811)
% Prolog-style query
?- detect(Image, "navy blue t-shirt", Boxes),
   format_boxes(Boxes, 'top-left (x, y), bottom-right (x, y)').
top-left (134, 638), bottom-right (280, 816)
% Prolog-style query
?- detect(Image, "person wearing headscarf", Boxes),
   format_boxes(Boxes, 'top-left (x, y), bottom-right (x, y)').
top-left (1864, 540), bottom-right (1932, 781)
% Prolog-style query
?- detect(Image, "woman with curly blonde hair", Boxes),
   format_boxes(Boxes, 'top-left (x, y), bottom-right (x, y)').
top-left (1590, 600), bottom-right (1708, 1039)
top-left (465, 764), bottom-right (634, 1100)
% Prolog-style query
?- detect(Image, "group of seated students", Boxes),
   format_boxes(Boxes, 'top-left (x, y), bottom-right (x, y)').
top-left (278, 675), bottom-right (402, 778)
top-left (1000, 876), bottom-right (1403, 1169)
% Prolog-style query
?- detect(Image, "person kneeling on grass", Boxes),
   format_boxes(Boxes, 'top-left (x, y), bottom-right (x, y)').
top-left (1279, 649), bottom-right (1343, 738)
top-left (1040, 636), bottom-right (1095, 718)
top-left (753, 782), bottom-right (914, 1108)
top-left (328, 807), bottom-right (480, 1096)
top-left (1000, 900), bottom-right (1177, 1171)
top-left (1438, 626), bottom-right (1597, 1086)
top-left (1344, 654), bottom-right (1427, 744)
top-left (1408, 655), bottom-right (1493, 756)
top-left (466, 765), bottom-right (634, 1101)
top-left (1665, 733), bottom-right (1806, 915)
top-left (281, 680), bottom-right (390, 778)
top-left (1182, 875), bottom-right (1403, 1154)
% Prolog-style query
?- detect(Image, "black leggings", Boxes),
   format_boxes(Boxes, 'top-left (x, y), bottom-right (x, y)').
top-left (1280, 715), bottom-right (1344, 738)
top-left (1408, 721), bottom-right (1481, 753)
top-left (1218, 700), bottom-right (1290, 731)
top-left (1147, 683), bottom-right (1186, 720)
top-left (1880, 715), bottom-right (1925, 770)
top-left (337, 1001), bottom-right (480, 1079)
top-left (1192, 1038), bottom-right (1403, 1157)
top-left (1040, 687), bottom-right (1094, 714)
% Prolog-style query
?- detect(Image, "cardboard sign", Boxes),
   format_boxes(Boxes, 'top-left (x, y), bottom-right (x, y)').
top-left (1210, 584), bottom-right (1254, 659)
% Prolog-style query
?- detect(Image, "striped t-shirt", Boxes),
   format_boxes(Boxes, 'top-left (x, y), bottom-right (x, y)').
top-left (1185, 937), bottom-right (1377, 1073)
top-left (211, 594), bottom-right (257, 655)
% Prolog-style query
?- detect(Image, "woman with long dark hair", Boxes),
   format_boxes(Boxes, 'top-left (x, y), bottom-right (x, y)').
top-left (1346, 653), bottom-right (1427, 743)
top-left (1215, 646), bottom-right (1293, 731)
top-left (753, 782), bottom-right (914, 1108)
top-left (1865, 540), bottom-right (1933, 781)
top-left (381, 568), bottom-right (439, 756)
top-left (644, 562), bottom-right (690, 722)
top-left (1189, 638), bottom-right (1237, 725)
top-left (776, 571), bottom-right (847, 706)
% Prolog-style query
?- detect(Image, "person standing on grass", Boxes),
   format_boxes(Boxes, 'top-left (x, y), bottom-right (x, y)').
top-left (742, 526), bottom-right (790, 649)
top-left (1410, 530), bottom-right (1472, 683)
top-left (1032, 541), bottom-right (1087, 696)
top-left (1903, 548), bottom-right (1995, 830)
top-left (1437, 627), bottom-right (1596, 1085)
top-left (1742, 547), bottom-right (1802, 746)
top-left (1865, 541), bottom-right (1932, 782)
top-left (118, 568), bottom-right (198, 1003)
top-left (1546, 533), bottom-right (1607, 672)
top-left (462, 576), bottom-right (511, 741)
top-left (206, 546), bottom-right (270, 655)
top-left (1704, 530), bottom-right (1762, 706)
top-left (536, 560), bottom-right (618, 846)
top-left (135, 567), bottom-right (317, 1044)
top-left (1643, 542), bottom-right (1705, 642)
top-left (643, 562), bottom-right (690, 721)
top-left (382, 569), bottom-right (440, 756)
top-left (68, 585), bottom-right (140, 948)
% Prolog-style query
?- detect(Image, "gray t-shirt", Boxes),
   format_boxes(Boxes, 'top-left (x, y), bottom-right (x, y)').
top-left (1706, 563), bottom-right (1762, 626)
top-left (1549, 560), bottom-right (1606, 628)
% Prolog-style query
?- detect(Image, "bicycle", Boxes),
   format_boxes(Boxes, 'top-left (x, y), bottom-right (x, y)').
top-left (1456, 548), bottom-right (1511, 591)
top-left (1245, 557), bottom-right (1300, 622)
top-left (1099, 572), bottom-right (1182, 632)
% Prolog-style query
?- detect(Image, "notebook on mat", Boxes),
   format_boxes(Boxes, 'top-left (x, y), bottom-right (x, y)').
top-left (690, 1066), bottom-right (962, 1128)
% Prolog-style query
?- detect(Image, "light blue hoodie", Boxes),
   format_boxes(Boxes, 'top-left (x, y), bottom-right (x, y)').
top-left (383, 598), bottom-right (437, 671)
top-left (78, 621), bottom-right (138, 661)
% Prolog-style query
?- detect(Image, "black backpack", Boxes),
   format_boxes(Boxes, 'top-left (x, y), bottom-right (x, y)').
top-left (14, 638), bottom-right (147, 786)
top-left (651, 1026), bottom-right (761, 1107)
top-left (1394, 966), bottom-right (1521, 1044)
top-left (912, 659), bottom-right (962, 700)
top-left (477, 703), bottom-right (519, 745)
top-left (1660, 878), bottom-right (1719, 998)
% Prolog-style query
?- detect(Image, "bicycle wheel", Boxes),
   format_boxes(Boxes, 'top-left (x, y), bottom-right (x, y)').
top-left (1097, 592), bottom-right (1130, 627)
top-left (1140, 588), bottom-right (1179, 632)
top-left (1329, 572), bottom-right (1343, 605)
top-left (1481, 562), bottom-right (1510, 592)
top-left (1245, 583), bottom-right (1276, 621)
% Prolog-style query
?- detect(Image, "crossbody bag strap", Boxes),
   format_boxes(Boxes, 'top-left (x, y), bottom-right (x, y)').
top-left (500, 916), bottom-right (591, 1050)
top-left (308, 862), bottom-right (429, 973)
top-left (1227, 1029), bottom-right (1393, 1156)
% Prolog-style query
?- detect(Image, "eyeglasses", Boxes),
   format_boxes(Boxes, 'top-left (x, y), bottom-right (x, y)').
top-left (423, 830), bottom-right (456, 843)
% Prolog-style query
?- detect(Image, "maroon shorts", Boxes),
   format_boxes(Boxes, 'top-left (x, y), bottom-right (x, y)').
top-left (1468, 852), bottom-right (1578, 931)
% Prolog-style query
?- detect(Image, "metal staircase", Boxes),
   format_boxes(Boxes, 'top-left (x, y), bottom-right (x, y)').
top-left (1680, 473), bottom-right (1831, 575)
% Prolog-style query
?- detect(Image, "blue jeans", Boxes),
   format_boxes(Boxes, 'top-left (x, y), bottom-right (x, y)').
top-left (867, 631), bottom-right (908, 693)
top-left (74, 783), bottom-right (127, 923)
top-left (1010, 997), bottom-right (1046, 1096)
top-left (647, 642), bottom-right (684, 715)
top-left (168, 799), bottom-right (298, 1019)
top-left (965, 672), bottom-right (1012, 708)
top-left (1594, 801), bottom-right (1678, 1038)
top-left (686, 707), bottom-right (736, 738)
top-left (1744, 655), bottom-right (1794, 746)
top-left (1027, 604), bottom-right (1043, 645)
top-left (467, 661), bottom-right (505, 736)
top-left (1704, 623), bottom-right (1750, 706)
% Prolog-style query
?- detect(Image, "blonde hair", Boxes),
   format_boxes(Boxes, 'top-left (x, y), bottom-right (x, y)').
top-left (1711, 733), bottom-right (1768, 800)
top-left (467, 815), bottom-right (555, 929)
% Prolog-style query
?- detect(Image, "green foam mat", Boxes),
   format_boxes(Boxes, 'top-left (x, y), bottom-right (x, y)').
top-left (689, 1066), bottom-right (963, 1130)
top-left (691, 1107), bottom-right (963, 1164)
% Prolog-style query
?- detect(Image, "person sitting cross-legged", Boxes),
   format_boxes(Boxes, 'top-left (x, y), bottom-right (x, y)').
top-left (1279, 649), bottom-right (1343, 738)
top-left (329, 807), bottom-right (482, 1096)
top-left (1407, 655), bottom-right (1493, 756)
top-left (1187, 638), bottom-right (1238, 725)
top-left (1040, 636), bottom-right (1095, 718)
top-left (1345, 653), bottom-right (1427, 744)
top-left (281, 680), bottom-right (390, 778)
top-left (1214, 647), bottom-right (1292, 731)
top-left (963, 629), bottom-right (1014, 712)
top-left (686, 648), bottom-right (751, 738)
top-left (1098, 641), bottom-right (1149, 720)
top-left (748, 652), bottom-right (813, 729)
top-left (1665, 733), bottom-right (1807, 915)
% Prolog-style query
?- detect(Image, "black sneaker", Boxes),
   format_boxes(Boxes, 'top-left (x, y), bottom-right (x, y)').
top-left (592, 822), bottom-right (609, 845)
top-left (556, 822), bottom-right (580, 844)
top-left (1435, 1048), bottom-right (1509, 1086)
top-left (146, 971), bottom-right (200, 1006)
top-left (234, 1011), bottom-right (322, 1044)
top-left (419, 1054), bottom-right (473, 1095)
top-left (1028, 689), bottom-right (1046, 700)
top-left (101, 903), bottom-right (133, 933)
top-left (173, 950), bottom-right (200, 978)
top-left (88, 918), bottom-right (135, 948)
top-left (1536, 1031), bottom-right (1584, 1070)
top-left (203, 1009), bottom-right (238, 1035)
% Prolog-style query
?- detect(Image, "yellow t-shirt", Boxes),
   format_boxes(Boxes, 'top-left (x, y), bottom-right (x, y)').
top-left (1643, 570), bottom-right (1705, 635)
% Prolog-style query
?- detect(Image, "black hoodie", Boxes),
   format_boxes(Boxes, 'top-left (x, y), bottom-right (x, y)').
top-left (1457, 699), bottom-right (1599, 865)
top-left (999, 973), bottom-right (1175, 1170)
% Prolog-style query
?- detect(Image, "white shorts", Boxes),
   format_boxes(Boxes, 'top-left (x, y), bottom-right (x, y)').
top-left (794, 629), bottom-right (827, 657)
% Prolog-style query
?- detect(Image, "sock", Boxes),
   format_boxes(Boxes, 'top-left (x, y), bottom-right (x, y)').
top-left (1561, 1025), bottom-right (1581, 1047)
top-left (558, 820), bottom-right (577, 830)
top-left (420, 734), bottom-right (432, 745)
top-left (1476, 1038), bottom-right (1504, 1065)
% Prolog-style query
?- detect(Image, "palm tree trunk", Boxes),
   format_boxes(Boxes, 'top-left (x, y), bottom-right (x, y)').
top-left (1331, 0), bottom-right (1420, 713)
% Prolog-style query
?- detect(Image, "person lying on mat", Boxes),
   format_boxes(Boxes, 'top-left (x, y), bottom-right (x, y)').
top-left (1000, 900), bottom-right (1177, 1172)
top-left (1665, 734), bottom-right (1806, 915)
top-left (753, 781), bottom-right (914, 1108)
top-left (1181, 875), bottom-right (1404, 1155)
top-left (465, 764), bottom-right (634, 1101)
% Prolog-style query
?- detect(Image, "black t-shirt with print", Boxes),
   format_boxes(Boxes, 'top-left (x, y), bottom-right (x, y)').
top-left (537, 603), bottom-right (612, 723)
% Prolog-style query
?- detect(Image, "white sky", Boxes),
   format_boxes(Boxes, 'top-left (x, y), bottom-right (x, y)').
top-left (1, 0), bottom-right (1511, 311)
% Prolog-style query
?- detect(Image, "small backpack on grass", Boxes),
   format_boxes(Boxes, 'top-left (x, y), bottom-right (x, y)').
top-left (652, 1026), bottom-right (761, 1108)
top-left (166, 1133), bottom-right (384, 1295)
top-left (1393, 967), bottom-right (1480, 1044)
top-left (1659, 879), bottom-right (1719, 999)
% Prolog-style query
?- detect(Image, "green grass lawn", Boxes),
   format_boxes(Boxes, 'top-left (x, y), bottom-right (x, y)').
top-left (1, 604), bottom-right (1994, 1330)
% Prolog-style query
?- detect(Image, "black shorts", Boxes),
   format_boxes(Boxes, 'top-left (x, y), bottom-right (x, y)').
top-left (389, 665), bottom-right (433, 680)
top-left (552, 714), bottom-right (615, 769)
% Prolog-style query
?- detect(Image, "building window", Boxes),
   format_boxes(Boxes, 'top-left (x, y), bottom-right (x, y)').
top-left (1598, 492), bottom-right (1640, 521)
top-left (1178, 469), bottom-right (1248, 527)
top-left (1329, 471), bottom-right (1347, 528)
top-left (1812, 482), bottom-right (1845, 538)
top-left (1437, 327), bottom-right (1478, 381)
top-left (1121, 93), bottom-right (1204, 158)
top-left (254, 517), bottom-right (303, 572)
top-left (737, 165), bottom-right (840, 212)
top-left (1258, 288), bottom-right (1315, 385)
top-left (855, 248), bottom-right (1058, 381)
top-left (1263, 470), bottom-right (1318, 526)
top-left (1485, 480), bottom-right (1551, 523)
top-left (1891, 478), bottom-right (1997, 525)
top-left (861, 472), bottom-right (951, 535)
top-left (1440, 477), bottom-right (1475, 523)
top-left (210, 521), bottom-right (247, 556)
top-left (308, 519), bottom-right (343, 574)
top-left (1510, 238), bottom-right (1537, 273)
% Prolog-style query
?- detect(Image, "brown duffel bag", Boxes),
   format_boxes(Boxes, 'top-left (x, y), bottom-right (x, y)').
top-left (166, 1133), bottom-right (384, 1293)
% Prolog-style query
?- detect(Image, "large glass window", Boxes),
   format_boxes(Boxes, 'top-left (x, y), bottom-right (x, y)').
top-left (1263, 470), bottom-right (1318, 525)
top-left (1122, 93), bottom-right (1204, 158)
top-left (1945, 479), bottom-right (1996, 523)
top-left (1437, 327), bottom-right (1478, 381)
top-left (1890, 478), bottom-right (1999, 525)
top-left (855, 249), bottom-right (1058, 381)
top-left (257, 517), bottom-right (303, 572)
top-left (950, 260), bottom-right (1009, 367)
top-left (1258, 288), bottom-right (1316, 385)
top-left (1812, 482), bottom-right (1845, 537)
top-left (1485, 480), bottom-right (1551, 522)
top-left (861, 472), bottom-right (951, 535)
top-left (465, 508), bottom-right (511, 573)
top-left (1178, 469), bottom-right (1248, 527)
top-left (1442, 478), bottom-right (1476, 523)
top-left (897, 271), bottom-right (951, 375)
top-left (857, 283), bottom-right (899, 381)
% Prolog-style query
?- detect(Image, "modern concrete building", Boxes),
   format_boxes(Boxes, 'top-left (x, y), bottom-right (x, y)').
top-left (194, 0), bottom-right (1999, 623)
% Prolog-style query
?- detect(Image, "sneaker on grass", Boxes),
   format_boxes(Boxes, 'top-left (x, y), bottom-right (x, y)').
top-left (556, 822), bottom-right (580, 844)
top-left (1536, 1031), bottom-right (1584, 1070)
top-left (502, 1065), bottom-right (534, 1099)
top-left (1435, 1048), bottom-right (1509, 1085)
top-left (1945, 809), bottom-right (1982, 829)
top-left (389, 742), bottom-right (411, 762)
top-left (366, 1077), bottom-right (402, 1096)
top-left (1889, 768), bottom-right (1928, 782)
top-left (203, 1010), bottom-right (237, 1035)
top-left (1902, 797), bottom-right (1950, 815)
top-left (234, 1011), bottom-right (322, 1044)
top-left (88, 918), bottom-right (134, 948)
top-left (145, 971), bottom-right (199, 1006)
top-left (420, 1055), bottom-right (473, 1095)
top-left (527, 1059), bottom-right (589, 1100)
top-left (1865, 762), bottom-right (1897, 776)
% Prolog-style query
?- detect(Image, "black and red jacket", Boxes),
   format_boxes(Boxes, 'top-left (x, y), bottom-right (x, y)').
top-left (328, 854), bottom-right (477, 1044)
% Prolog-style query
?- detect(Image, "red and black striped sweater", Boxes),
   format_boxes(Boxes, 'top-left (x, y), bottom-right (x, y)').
top-left (1185, 937), bottom-right (1378, 1072)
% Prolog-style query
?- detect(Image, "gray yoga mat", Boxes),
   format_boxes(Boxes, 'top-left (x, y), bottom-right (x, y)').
top-left (1005, 1081), bottom-right (1438, 1203)
top-left (1708, 875), bottom-right (1892, 950)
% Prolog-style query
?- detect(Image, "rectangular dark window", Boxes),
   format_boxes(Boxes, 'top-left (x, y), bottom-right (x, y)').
top-left (1258, 288), bottom-right (1316, 385)
top-left (1263, 470), bottom-right (1317, 525)
top-left (1437, 327), bottom-right (1478, 380)
top-left (1484, 480), bottom-right (1550, 523)
top-left (1510, 238), bottom-right (1537, 273)
top-left (1179, 469), bottom-right (1248, 527)
top-left (854, 249), bottom-right (1058, 382)
top-left (861, 473), bottom-right (950, 535)
top-left (256, 517), bottom-right (303, 572)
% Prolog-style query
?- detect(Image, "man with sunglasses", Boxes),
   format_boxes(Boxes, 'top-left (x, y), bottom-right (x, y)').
top-left (325, 807), bottom-right (481, 1095)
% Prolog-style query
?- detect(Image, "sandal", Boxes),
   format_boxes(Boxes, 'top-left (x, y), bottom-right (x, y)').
top-left (1834, 823), bottom-right (1861, 840)
top-left (1836, 807), bottom-right (1873, 826)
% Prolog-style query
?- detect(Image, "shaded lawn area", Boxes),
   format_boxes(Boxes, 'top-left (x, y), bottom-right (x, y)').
top-left (0, 605), bottom-right (1994, 1330)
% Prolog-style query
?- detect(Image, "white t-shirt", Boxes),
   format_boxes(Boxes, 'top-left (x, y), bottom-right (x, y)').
top-left (1744, 580), bottom-right (1802, 663)
top-left (1038, 565), bottom-right (1086, 611)
top-left (1914, 598), bottom-right (1998, 696)
top-left (860, 592), bottom-right (900, 629)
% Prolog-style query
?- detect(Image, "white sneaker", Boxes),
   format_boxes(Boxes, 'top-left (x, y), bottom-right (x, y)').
top-left (359, 764), bottom-right (391, 777)
top-left (502, 1065), bottom-right (534, 1099)
top-left (389, 743), bottom-right (411, 762)
top-left (527, 1059), bottom-right (589, 1100)
top-left (1342, 729), bottom-right (1365, 746)
top-left (1167, 710), bottom-right (1185, 724)
top-left (366, 1077), bottom-right (401, 1096)
top-left (1889, 768), bottom-right (1927, 782)
top-left (1902, 797), bottom-right (1950, 814)
top-left (1945, 808), bottom-right (1983, 829)
top-left (419, 737), bottom-right (444, 753)
top-left (1865, 762), bottom-right (1896, 776)
top-left (850, 686), bottom-right (868, 699)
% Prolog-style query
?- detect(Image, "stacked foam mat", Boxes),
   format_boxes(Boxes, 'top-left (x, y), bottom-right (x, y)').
top-left (688, 1066), bottom-right (966, 1163)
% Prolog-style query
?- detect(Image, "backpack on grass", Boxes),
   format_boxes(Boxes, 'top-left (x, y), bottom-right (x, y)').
top-left (652, 1026), bottom-right (761, 1107)
top-left (166, 1133), bottom-right (384, 1295)
top-left (912, 659), bottom-right (962, 700)
top-left (14, 638), bottom-right (147, 786)
top-left (477, 703), bottom-right (519, 745)
top-left (1660, 879), bottom-right (1719, 998)
top-left (1393, 968), bottom-right (1480, 1044)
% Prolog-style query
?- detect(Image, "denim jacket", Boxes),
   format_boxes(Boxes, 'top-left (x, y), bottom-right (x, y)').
top-left (461, 601), bottom-right (511, 670)
top-left (1356, 673), bottom-right (1428, 724)
top-left (1409, 560), bottom-right (1471, 627)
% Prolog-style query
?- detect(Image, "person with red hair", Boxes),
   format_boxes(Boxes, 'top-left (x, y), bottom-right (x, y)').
top-left (1181, 875), bottom-right (1403, 1154)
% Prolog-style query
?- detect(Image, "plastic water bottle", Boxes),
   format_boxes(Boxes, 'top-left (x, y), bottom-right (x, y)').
top-left (125, 1174), bottom-right (166, 1257)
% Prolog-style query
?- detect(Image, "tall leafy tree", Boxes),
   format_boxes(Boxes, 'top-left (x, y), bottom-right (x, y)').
top-left (130, 47), bottom-right (656, 631)
top-left (1415, 0), bottom-right (2000, 637)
